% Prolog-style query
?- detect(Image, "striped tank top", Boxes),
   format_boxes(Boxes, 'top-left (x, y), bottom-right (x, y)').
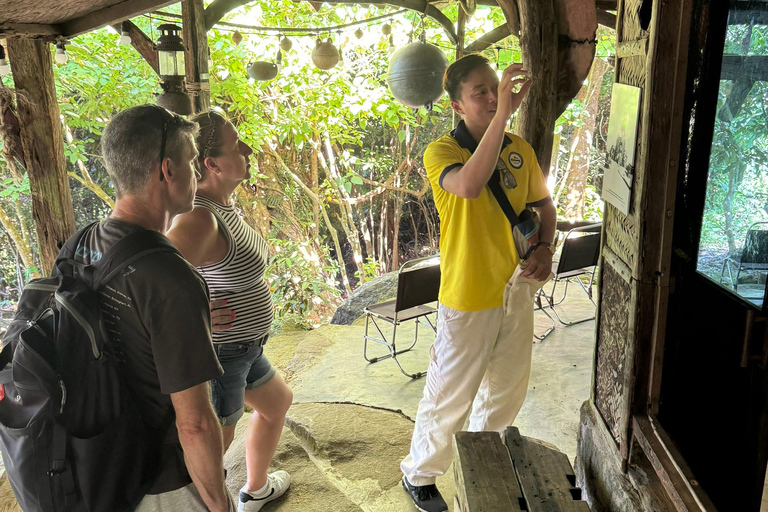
top-left (194, 195), bottom-right (274, 343)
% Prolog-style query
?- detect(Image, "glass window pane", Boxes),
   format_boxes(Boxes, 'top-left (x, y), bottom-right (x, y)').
top-left (697, 4), bottom-right (768, 307)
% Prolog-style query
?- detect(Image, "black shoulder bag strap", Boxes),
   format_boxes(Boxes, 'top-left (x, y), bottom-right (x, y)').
top-left (487, 167), bottom-right (521, 229)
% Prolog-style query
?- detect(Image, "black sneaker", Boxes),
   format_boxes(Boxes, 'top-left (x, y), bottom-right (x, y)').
top-left (401, 476), bottom-right (448, 512)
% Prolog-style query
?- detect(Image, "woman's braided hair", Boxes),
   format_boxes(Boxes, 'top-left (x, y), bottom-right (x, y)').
top-left (190, 111), bottom-right (228, 181)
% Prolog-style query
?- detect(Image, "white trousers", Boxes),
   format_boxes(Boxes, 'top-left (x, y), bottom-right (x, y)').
top-left (401, 270), bottom-right (540, 486)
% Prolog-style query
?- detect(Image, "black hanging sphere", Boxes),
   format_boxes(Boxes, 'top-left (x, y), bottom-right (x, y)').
top-left (387, 41), bottom-right (448, 108)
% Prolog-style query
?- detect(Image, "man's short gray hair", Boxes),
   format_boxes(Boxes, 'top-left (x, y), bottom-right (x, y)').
top-left (101, 105), bottom-right (199, 197)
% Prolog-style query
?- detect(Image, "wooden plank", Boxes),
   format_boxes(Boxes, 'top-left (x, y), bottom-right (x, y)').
top-left (453, 431), bottom-right (525, 512)
top-left (6, 37), bottom-right (75, 275)
top-left (503, 427), bottom-right (590, 512)
top-left (616, 37), bottom-right (648, 58)
top-left (60, 0), bottom-right (179, 38)
top-left (0, 23), bottom-right (61, 38)
top-left (632, 415), bottom-right (716, 512)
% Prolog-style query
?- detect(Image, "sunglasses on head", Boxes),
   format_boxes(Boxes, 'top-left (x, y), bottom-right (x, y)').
top-left (152, 105), bottom-right (171, 182)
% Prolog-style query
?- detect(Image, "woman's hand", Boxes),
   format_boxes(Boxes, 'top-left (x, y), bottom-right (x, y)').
top-left (210, 299), bottom-right (235, 332)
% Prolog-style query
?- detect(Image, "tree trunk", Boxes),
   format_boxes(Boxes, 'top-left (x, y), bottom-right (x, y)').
top-left (183, 0), bottom-right (211, 113)
top-left (563, 57), bottom-right (608, 220)
top-left (514, 0), bottom-right (559, 176)
top-left (7, 38), bottom-right (75, 275)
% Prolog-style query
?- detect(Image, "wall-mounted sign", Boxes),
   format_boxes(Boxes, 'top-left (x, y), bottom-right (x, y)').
top-left (602, 83), bottom-right (642, 215)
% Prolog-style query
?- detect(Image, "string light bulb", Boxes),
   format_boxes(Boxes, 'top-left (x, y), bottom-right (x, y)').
top-left (0, 45), bottom-right (9, 76)
top-left (119, 21), bottom-right (132, 46)
top-left (54, 43), bottom-right (67, 65)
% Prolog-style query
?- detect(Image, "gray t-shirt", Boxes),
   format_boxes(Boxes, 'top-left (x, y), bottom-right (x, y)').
top-left (73, 218), bottom-right (223, 494)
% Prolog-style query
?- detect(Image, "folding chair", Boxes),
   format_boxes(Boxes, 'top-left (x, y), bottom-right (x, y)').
top-left (363, 255), bottom-right (440, 379)
top-left (539, 223), bottom-right (602, 326)
top-left (720, 221), bottom-right (768, 294)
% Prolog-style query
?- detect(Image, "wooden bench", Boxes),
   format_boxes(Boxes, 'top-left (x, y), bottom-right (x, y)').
top-left (453, 427), bottom-right (590, 512)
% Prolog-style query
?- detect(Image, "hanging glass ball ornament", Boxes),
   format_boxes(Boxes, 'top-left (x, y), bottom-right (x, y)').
top-left (387, 38), bottom-right (448, 109)
top-left (381, 23), bottom-right (391, 36)
top-left (354, 28), bottom-right (364, 39)
top-left (312, 37), bottom-right (340, 70)
top-left (232, 31), bottom-right (243, 45)
top-left (280, 36), bottom-right (293, 51)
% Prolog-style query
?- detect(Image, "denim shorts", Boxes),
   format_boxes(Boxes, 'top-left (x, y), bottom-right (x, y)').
top-left (211, 337), bottom-right (276, 427)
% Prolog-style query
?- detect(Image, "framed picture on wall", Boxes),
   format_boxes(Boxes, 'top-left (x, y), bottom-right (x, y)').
top-left (601, 83), bottom-right (642, 215)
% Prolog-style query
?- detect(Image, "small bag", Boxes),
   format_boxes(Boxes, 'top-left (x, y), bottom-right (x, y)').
top-left (487, 168), bottom-right (542, 260)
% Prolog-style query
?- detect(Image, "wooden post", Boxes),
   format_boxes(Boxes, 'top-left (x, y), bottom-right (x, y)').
top-left (515, 0), bottom-right (558, 177)
top-left (456, 8), bottom-right (466, 60)
top-left (182, 0), bottom-right (210, 113)
top-left (7, 38), bottom-right (75, 275)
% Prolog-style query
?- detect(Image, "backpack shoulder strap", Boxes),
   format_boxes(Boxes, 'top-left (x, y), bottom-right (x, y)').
top-left (91, 230), bottom-right (180, 287)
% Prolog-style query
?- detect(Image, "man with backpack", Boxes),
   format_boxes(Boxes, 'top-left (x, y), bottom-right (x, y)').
top-left (0, 105), bottom-right (234, 512)
top-left (88, 105), bottom-right (233, 511)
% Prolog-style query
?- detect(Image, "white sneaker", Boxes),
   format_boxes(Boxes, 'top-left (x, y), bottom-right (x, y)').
top-left (238, 470), bottom-right (291, 511)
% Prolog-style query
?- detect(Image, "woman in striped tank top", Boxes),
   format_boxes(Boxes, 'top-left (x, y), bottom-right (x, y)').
top-left (167, 111), bottom-right (292, 512)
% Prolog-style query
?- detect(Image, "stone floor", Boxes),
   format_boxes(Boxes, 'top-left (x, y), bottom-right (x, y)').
top-left (227, 281), bottom-right (598, 511)
top-left (0, 281), bottom-right (598, 512)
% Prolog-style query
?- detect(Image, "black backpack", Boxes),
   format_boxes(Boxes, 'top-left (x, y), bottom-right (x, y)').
top-left (0, 223), bottom-right (180, 512)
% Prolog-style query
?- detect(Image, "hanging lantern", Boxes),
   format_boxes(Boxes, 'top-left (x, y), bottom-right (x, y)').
top-left (280, 36), bottom-right (293, 51)
top-left (387, 37), bottom-right (448, 109)
top-left (155, 24), bottom-right (192, 116)
top-left (381, 23), bottom-right (391, 36)
top-left (0, 45), bottom-right (10, 77)
top-left (354, 28), bottom-right (364, 39)
top-left (312, 37), bottom-right (339, 70)
top-left (232, 30), bottom-right (243, 45)
top-left (156, 24), bottom-right (186, 77)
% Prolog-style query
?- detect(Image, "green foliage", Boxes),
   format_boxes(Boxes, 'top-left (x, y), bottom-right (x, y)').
top-left (266, 238), bottom-right (341, 324)
top-left (699, 26), bottom-right (768, 257)
top-left (355, 257), bottom-right (381, 281)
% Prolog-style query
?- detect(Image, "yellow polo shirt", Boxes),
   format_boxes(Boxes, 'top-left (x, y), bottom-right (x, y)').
top-left (424, 121), bottom-right (550, 311)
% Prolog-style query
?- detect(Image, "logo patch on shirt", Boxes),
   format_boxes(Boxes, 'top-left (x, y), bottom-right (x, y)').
top-left (496, 159), bottom-right (517, 189)
top-left (508, 152), bottom-right (524, 169)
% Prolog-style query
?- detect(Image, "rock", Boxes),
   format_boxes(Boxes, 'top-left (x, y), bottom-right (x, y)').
top-left (0, 473), bottom-right (21, 512)
top-left (224, 402), bottom-right (417, 511)
top-left (330, 273), bottom-right (398, 325)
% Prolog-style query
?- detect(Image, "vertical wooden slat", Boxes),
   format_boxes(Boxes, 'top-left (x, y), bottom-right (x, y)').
top-left (6, 37), bottom-right (75, 275)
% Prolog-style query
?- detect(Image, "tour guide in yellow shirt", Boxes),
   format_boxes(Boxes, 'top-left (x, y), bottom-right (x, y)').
top-left (400, 54), bottom-right (556, 512)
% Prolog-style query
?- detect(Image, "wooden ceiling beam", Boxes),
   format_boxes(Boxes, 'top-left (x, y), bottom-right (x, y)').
top-left (596, 7), bottom-right (616, 28)
top-left (465, 24), bottom-right (511, 52)
top-left (59, 0), bottom-right (178, 38)
top-left (0, 23), bottom-right (61, 39)
top-left (205, 0), bottom-right (457, 43)
top-left (110, 20), bottom-right (159, 75)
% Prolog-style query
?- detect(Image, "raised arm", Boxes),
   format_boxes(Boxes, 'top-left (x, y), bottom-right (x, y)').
top-left (441, 65), bottom-right (531, 199)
